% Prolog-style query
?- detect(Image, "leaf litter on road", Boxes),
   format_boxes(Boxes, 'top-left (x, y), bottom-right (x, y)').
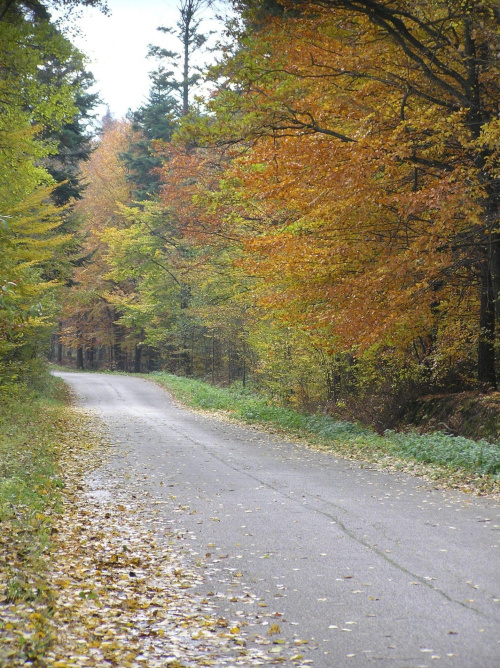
top-left (43, 406), bottom-right (311, 667)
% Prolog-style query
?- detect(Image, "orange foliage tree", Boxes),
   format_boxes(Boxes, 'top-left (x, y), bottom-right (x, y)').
top-left (183, 0), bottom-right (499, 393)
top-left (59, 118), bottom-right (136, 369)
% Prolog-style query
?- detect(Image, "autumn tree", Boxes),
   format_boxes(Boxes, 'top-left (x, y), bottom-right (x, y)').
top-left (180, 0), bottom-right (499, 399)
top-left (277, 0), bottom-right (500, 386)
top-left (0, 0), bottom-right (103, 383)
top-left (96, 1), bottom-right (220, 374)
top-left (59, 118), bottom-right (135, 369)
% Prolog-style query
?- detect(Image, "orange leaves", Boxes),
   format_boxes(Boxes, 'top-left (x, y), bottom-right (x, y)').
top-left (76, 120), bottom-right (134, 232)
top-left (185, 1), bottom-right (498, 382)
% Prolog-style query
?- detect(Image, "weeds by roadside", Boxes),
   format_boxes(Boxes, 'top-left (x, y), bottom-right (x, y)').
top-left (149, 373), bottom-right (500, 497)
top-left (0, 369), bottom-right (66, 666)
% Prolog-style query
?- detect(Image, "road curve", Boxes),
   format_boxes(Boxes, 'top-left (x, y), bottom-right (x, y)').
top-left (55, 371), bottom-right (500, 667)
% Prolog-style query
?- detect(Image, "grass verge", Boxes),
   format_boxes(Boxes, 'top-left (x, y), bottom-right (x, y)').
top-left (0, 368), bottom-right (68, 666)
top-left (149, 373), bottom-right (500, 496)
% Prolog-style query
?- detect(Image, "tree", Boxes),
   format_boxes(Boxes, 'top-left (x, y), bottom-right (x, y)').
top-left (59, 119), bottom-right (135, 369)
top-left (121, 2), bottom-right (212, 198)
top-left (148, 0), bottom-right (211, 116)
top-left (42, 63), bottom-right (99, 207)
top-left (0, 0), bottom-right (108, 22)
top-left (0, 0), bottom-right (102, 381)
top-left (122, 71), bottom-right (178, 201)
top-left (184, 0), bottom-right (499, 392)
top-left (277, 0), bottom-right (500, 386)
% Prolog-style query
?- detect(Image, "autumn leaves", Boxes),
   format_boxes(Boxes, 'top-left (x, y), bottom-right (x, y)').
top-left (54, 1), bottom-right (500, 406)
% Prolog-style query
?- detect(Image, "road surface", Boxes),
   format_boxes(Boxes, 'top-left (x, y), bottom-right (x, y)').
top-left (55, 371), bottom-right (500, 667)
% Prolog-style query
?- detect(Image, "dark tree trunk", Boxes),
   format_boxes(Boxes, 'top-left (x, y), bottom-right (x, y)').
top-left (134, 345), bottom-right (141, 373)
top-left (325, 364), bottom-right (337, 403)
top-left (56, 321), bottom-right (63, 363)
top-left (478, 267), bottom-right (496, 389)
top-left (76, 346), bottom-right (84, 370)
top-left (114, 343), bottom-right (124, 371)
top-left (211, 330), bottom-right (215, 384)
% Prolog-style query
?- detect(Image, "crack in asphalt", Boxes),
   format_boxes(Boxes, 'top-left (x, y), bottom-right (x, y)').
top-left (57, 372), bottom-right (500, 668)
top-left (125, 410), bottom-right (489, 619)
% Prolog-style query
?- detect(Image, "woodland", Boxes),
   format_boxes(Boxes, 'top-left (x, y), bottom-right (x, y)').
top-left (1, 0), bottom-right (500, 430)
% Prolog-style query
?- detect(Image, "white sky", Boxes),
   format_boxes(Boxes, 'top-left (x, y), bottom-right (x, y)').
top-left (61, 0), bottom-right (222, 120)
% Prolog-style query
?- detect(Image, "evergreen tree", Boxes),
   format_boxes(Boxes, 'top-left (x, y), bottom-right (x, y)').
top-left (122, 71), bottom-right (177, 201)
top-left (42, 63), bottom-right (100, 206)
top-left (122, 0), bottom-right (211, 200)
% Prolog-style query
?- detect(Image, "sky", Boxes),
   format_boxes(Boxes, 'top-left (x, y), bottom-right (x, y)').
top-left (61, 0), bottom-right (222, 120)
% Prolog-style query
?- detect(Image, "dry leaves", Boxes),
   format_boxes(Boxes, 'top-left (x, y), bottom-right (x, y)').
top-left (34, 407), bottom-right (307, 667)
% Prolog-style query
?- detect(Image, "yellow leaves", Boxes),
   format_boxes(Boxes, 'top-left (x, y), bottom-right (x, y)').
top-left (76, 120), bottom-right (133, 229)
top-left (161, 0), bottom-right (497, 391)
top-left (267, 623), bottom-right (281, 635)
top-left (28, 403), bottom-right (315, 668)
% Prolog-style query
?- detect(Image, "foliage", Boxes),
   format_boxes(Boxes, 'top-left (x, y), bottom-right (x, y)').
top-left (148, 0), bottom-right (211, 116)
top-left (0, 0), bottom-right (108, 21)
top-left (386, 430), bottom-right (500, 476)
top-left (0, 0), bottom-right (102, 381)
top-left (42, 64), bottom-right (100, 207)
top-left (120, 0), bottom-right (212, 201)
top-left (59, 119), bottom-right (135, 367)
top-left (0, 185), bottom-right (71, 381)
top-left (121, 72), bottom-right (177, 201)
top-left (58, 2), bottom-right (217, 373)
top-left (58, 0), bottom-right (500, 430)
top-left (177, 0), bottom-right (500, 394)
top-left (0, 366), bottom-right (66, 665)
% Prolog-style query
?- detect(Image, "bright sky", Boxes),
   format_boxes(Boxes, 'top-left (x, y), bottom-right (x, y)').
top-left (62, 0), bottom-right (222, 120)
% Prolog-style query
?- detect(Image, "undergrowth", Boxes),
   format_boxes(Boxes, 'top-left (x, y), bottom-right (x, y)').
top-left (0, 364), bottom-right (67, 665)
top-left (150, 373), bottom-right (500, 493)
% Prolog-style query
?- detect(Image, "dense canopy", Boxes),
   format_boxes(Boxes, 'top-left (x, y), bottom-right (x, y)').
top-left (2, 0), bottom-right (499, 423)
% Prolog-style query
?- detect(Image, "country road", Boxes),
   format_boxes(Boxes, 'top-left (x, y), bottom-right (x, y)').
top-left (55, 371), bottom-right (500, 667)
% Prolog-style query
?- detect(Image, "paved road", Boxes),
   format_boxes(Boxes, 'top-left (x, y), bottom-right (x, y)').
top-left (55, 372), bottom-right (500, 667)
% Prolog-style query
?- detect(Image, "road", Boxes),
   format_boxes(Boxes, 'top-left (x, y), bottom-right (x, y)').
top-left (55, 371), bottom-right (500, 667)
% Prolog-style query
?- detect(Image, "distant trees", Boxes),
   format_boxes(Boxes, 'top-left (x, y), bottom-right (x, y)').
top-left (61, 1), bottom-right (221, 374)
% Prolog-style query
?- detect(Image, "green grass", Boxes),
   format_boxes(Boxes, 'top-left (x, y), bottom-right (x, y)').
top-left (150, 373), bottom-right (500, 486)
top-left (385, 430), bottom-right (500, 475)
top-left (0, 366), bottom-right (67, 665)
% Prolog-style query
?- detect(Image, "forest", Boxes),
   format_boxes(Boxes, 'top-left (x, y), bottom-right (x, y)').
top-left (1, 0), bottom-right (499, 431)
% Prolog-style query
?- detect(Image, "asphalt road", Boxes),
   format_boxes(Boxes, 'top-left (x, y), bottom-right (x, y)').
top-left (55, 371), bottom-right (500, 667)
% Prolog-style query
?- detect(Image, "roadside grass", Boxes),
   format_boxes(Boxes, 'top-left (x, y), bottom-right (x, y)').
top-left (149, 373), bottom-right (500, 496)
top-left (0, 368), bottom-right (67, 666)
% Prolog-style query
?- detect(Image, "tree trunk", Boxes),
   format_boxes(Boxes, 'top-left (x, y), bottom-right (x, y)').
top-left (488, 230), bottom-right (500, 322)
top-left (134, 345), bottom-right (141, 373)
top-left (478, 267), bottom-right (496, 389)
top-left (76, 346), bottom-right (84, 370)
top-left (114, 343), bottom-right (124, 371)
top-left (56, 321), bottom-right (63, 363)
top-left (88, 345), bottom-right (95, 369)
top-left (182, 1), bottom-right (192, 116)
